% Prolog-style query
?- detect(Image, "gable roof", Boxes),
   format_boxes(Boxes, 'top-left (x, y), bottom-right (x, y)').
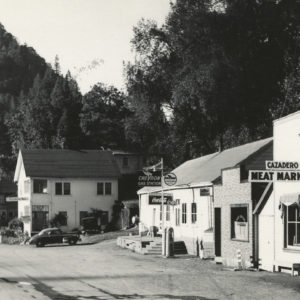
top-left (18, 149), bottom-right (120, 179)
top-left (172, 137), bottom-right (272, 186)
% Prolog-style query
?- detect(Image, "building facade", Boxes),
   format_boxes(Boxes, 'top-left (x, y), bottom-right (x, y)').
top-left (14, 149), bottom-right (120, 235)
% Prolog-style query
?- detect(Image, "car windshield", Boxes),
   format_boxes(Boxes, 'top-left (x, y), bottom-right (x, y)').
top-left (38, 229), bottom-right (55, 235)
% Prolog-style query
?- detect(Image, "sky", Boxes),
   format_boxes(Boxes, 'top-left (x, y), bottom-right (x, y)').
top-left (0, 0), bottom-right (171, 93)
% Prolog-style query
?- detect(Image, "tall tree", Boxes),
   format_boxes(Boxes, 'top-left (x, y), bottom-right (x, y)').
top-left (80, 83), bottom-right (129, 149)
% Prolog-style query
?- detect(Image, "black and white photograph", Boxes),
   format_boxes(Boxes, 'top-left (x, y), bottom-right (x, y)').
top-left (0, 0), bottom-right (300, 299)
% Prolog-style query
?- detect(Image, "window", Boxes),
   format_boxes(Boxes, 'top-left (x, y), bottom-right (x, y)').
top-left (105, 182), bottom-right (112, 195)
top-left (284, 204), bottom-right (300, 248)
top-left (166, 205), bottom-right (170, 221)
top-left (231, 205), bottom-right (248, 241)
top-left (160, 205), bottom-right (162, 221)
top-left (33, 179), bottom-right (47, 194)
top-left (58, 211), bottom-right (67, 226)
top-left (97, 183), bottom-right (104, 195)
top-left (80, 211), bottom-right (89, 226)
top-left (97, 182), bottom-right (112, 195)
top-left (123, 157), bottom-right (128, 167)
top-left (55, 182), bottom-right (71, 195)
top-left (191, 203), bottom-right (197, 224)
top-left (64, 183), bottom-right (71, 195)
top-left (182, 203), bottom-right (187, 224)
top-left (175, 208), bottom-right (180, 226)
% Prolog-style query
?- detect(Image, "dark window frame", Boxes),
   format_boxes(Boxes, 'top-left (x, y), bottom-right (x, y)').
top-left (230, 204), bottom-right (249, 242)
top-left (55, 182), bottom-right (71, 195)
top-left (33, 179), bottom-right (47, 194)
top-left (182, 203), bottom-right (187, 224)
top-left (191, 202), bottom-right (197, 224)
top-left (284, 204), bottom-right (300, 249)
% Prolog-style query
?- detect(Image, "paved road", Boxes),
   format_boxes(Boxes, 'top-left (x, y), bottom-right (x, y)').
top-left (0, 240), bottom-right (300, 300)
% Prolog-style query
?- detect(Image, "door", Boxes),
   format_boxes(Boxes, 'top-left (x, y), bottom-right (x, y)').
top-left (32, 211), bottom-right (48, 232)
top-left (214, 208), bottom-right (221, 257)
top-left (259, 215), bottom-right (274, 271)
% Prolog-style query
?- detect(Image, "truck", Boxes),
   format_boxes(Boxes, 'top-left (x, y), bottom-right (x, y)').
top-left (29, 227), bottom-right (81, 247)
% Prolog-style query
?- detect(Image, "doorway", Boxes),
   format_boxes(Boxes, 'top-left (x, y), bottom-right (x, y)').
top-left (214, 207), bottom-right (221, 257)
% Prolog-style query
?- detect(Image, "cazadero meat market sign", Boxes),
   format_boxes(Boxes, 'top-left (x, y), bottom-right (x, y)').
top-left (249, 161), bottom-right (300, 182)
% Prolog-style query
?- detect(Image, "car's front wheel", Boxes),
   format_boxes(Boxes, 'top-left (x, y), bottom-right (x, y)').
top-left (36, 240), bottom-right (45, 247)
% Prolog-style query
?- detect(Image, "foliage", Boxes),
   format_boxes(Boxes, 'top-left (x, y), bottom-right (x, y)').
top-left (50, 212), bottom-right (67, 227)
top-left (124, 0), bottom-right (300, 167)
top-left (8, 217), bottom-right (24, 231)
top-left (80, 83), bottom-right (129, 149)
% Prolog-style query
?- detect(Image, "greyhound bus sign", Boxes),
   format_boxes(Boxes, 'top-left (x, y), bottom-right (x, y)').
top-left (249, 161), bottom-right (300, 182)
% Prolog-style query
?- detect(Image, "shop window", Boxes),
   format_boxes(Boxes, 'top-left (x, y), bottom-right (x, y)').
top-left (97, 182), bottom-right (112, 195)
top-left (191, 203), bottom-right (197, 224)
top-left (175, 208), bottom-right (180, 226)
top-left (166, 205), bottom-right (170, 221)
top-left (55, 182), bottom-right (71, 195)
top-left (231, 205), bottom-right (248, 241)
top-left (33, 179), bottom-right (47, 194)
top-left (182, 203), bottom-right (187, 224)
top-left (58, 211), bottom-right (68, 226)
top-left (284, 204), bottom-right (300, 248)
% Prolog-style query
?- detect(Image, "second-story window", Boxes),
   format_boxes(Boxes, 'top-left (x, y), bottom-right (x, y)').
top-left (33, 179), bottom-right (47, 194)
top-left (97, 182), bottom-right (112, 195)
top-left (123, 157), bottom-right (129, 167)
top-left (55, 182), bottom-right (71, 195)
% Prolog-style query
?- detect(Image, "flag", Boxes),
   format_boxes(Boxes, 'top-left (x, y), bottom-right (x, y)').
top-left (142, 159), bottom-right (163, 175)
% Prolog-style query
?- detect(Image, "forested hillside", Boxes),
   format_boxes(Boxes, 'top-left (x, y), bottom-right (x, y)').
top-left (1, 0), bottom-right (300, 178)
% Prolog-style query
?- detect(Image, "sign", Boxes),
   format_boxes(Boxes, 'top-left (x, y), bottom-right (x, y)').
top-left (32, 205), bottom-right (49, 212)
top-left (138, 170), bottom-right (161, 187)
top-left (6, 197), bottom-right (28, 202)
top-left (164, 173), bottom-right (177, 186)
top-left (265, 161), bottom-right (299, 171)
top-left (249, 170), bottom-right (300, 182)
top-left (149, 194), bottom-right (174, 205)
top-left (200, 187), bottom-right (211, 196)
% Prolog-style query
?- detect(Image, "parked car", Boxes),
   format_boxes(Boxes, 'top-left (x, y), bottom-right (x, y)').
top-left (29, 228), bottom-right (81, 247)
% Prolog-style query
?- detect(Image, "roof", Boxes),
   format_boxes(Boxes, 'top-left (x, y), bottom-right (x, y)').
top-left (173, 137), bottom-right (272, 186)
top-left (18, 149), bottom-right (120, 179)
top-left (138, 137), bottom-right (272, 194)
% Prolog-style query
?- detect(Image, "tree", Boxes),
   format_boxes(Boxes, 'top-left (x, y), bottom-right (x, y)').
top-left (80, 83), bottom-right (129, 149)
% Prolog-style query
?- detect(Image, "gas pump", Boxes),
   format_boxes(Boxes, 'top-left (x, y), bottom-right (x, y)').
top-left (166, 227), bottom-right (174, 257)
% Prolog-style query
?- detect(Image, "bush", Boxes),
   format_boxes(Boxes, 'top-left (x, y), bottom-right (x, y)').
top-left (8, 218), bottom-right (24, 232)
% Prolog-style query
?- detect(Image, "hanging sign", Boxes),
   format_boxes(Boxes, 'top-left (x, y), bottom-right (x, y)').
top-left (138, 171), bottom-right (161, 187)
top-left (164, 173), bottom-right (177, 186)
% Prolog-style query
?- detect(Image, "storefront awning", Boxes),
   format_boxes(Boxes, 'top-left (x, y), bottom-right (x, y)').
top-left (279, 193), bottom-right (300, 207)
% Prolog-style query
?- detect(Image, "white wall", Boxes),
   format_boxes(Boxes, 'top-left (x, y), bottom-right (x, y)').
top-left (273, 112), bottom-right (300, 268)
top-left (259, 191), bottom-right (274, 271)
top-left (139, 186), bottom-right (213, 254)
top-left (17, 171), bottom-right (118, 235)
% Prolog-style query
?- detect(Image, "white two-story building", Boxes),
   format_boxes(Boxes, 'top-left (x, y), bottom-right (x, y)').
top-left (14, 149), bottom-right (120, 235)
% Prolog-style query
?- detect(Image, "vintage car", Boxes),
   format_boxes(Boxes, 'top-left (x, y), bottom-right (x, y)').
top-left (29, 228), bottom-right (81, 247)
